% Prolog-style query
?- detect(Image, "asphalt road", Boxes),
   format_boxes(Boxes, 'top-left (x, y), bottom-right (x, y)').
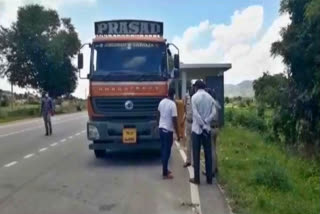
top-left (0, 112), bottom-right (231, 214)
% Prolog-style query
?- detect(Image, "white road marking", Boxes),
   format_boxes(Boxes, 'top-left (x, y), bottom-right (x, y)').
top-left (75, 133), bottom-right (81, 136)
top-left (50, 142), bottom-right (58, 147)
top-left (0, 119), bottom-right (42, 129)
top-left (24, 154), bottom-right (34, 159)
top-left (0, 115), bottom-right (86, 138)
top-left (68, 136), bottom-right (73, 139)
top-left (0, 128), bottom-right (32, 138)
top-left (174, 141), bottom-right (202, 214)
top-left (4, 161), bottom-right (17, 168)
top-left (0, 114), bottom-right (73, 130)
top-left (60, 139), bottom-right (66, 143)
top-left (39, 147), bottom-right (48, 152)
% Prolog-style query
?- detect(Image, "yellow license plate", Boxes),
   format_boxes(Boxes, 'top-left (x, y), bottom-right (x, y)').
top-left (123, 128), bottom-right (137, 144)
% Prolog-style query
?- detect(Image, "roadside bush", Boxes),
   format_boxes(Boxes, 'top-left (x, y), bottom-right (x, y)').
top-left (0, 110), bottom-right (8, 118)
top-left (7, 107), bottom-right (39, 117)
top-left (253, 158), bottom-right (292, 192)
top-left (225, 107), bottom-right (267, 133)
top-left (0, 96), bottom-right (9, 107)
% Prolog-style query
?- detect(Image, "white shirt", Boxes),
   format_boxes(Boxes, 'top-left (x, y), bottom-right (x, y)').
top-left (158, 98), bottom-right (178, 132)
top-left (192, 89), bottom-right (216, 134)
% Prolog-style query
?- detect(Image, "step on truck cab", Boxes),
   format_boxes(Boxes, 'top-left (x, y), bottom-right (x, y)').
top-left (77, 20), bottom-right (180, 158)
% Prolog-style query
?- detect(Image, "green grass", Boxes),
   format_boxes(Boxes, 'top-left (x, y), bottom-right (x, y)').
top-left (217, 125), bottom-right (320, 214)
top-left (0, 104), bottom-right (40, 123)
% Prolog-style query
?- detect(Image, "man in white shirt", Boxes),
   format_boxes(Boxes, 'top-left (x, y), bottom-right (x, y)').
top-left (158, 87), bottom-right (180, 179)
top-left (190, 80), bottom-right (216, 185)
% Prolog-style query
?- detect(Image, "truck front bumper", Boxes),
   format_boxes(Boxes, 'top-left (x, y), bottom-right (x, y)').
top-left (87, 120), bottom-right (161, 151)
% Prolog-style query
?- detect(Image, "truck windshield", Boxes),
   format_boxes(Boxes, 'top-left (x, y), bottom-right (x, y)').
top-left (93, 42), bottom-right (166, 75)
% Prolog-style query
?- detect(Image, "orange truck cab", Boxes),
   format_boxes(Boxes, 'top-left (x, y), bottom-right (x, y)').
top-left (78, 20), bottom-right (180, 158)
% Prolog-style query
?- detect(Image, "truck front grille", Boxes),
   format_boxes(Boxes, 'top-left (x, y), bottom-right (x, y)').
top-left (93, 97), bottom-right (163, 114)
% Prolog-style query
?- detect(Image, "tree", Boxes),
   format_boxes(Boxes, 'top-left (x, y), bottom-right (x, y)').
top-left (253, 72), bottom-right (288, 108)
top-left (225, 97), bottom-right (230, 104)
top-left (271, 0), bottom-right (320, 146)
top-left (0, 5), bottom-right (81, 97)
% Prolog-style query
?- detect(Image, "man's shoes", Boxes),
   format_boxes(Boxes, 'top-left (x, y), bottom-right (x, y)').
top-left (45, 133), bottom-right (49, 136)
top-left (207, 179), bottom-right (213, 185)
top-left (189, 178), bottom-right (200, 185)
top-left (183, 162), bottom-right (191, 168)
top-left (163, 174), bottom-right (174, 180)
top-left (202, 171), bottom-right (216, 178)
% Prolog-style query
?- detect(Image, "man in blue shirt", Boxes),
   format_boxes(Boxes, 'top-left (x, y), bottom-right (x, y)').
top-left (41, 93), bottom-right (54, 136)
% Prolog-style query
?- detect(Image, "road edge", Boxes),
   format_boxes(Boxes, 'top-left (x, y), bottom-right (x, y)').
top-left (174, 141), bottom-right (202, 214)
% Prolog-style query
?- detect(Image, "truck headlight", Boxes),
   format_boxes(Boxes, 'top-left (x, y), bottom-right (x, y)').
top-left (88, 124), bottom-right (100, 140)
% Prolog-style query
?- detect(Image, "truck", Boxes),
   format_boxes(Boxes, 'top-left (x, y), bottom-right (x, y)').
top-left (77, 20), bottom-right (180, 158)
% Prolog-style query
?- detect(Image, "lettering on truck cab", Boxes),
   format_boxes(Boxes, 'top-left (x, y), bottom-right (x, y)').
top-left (95, 20), bottom-right (163, 35)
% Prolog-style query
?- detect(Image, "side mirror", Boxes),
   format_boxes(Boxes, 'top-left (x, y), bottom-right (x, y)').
top-left (78, 53), bottom-right (83, 69)
top-left (174, 54), bottom-right (180, 69)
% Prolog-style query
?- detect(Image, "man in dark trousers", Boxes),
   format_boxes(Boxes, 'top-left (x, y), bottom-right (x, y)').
top-left (190, 80), bottom-right (216, 185)
top-left (157, 88), bottom-right (180, 179)
top-left (41, 93), bottom-right (54, 136)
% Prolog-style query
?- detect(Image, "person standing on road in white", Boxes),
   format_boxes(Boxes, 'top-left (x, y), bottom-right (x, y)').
top-left (41, 93), bottom-right (54, 136)
top-left (182, 86), bottom-right (195, 168)
top-left (157, 87), bottom-right (180, 179)
top-left (189, 80), bottom-right (216, 185)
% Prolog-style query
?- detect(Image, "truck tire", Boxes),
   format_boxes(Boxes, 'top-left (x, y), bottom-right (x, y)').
top-left (94, 150), bottom-right (106, 159)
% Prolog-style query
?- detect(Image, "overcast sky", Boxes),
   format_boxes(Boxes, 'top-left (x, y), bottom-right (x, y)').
top-left (0, 0), bottom-right (289, 98)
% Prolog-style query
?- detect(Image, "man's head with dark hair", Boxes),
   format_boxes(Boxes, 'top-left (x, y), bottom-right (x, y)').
top-left (42, 92), bottom-right (48, 98)
top-left (188, 85), bottom-right (195, 97)
top-left (194, 80), bottom-right (206, 91)
top-left (168, 87), bottom-right (175, 99)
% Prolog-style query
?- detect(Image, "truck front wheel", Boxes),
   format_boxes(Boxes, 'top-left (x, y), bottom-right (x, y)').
top-left (94, 150), bottom-right (106, 159)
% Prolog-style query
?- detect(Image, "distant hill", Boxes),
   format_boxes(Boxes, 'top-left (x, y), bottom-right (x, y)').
top-left (224, 80), bottom-right (254, 97)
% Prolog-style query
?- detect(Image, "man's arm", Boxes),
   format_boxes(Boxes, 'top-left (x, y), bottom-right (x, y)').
top-left (213, 98), bottom-right (221, 110)
top-left (205, 101), bottom-right (216, 125)
top-left (50, 99), bottom-right (55, 115)
top-left (192, 96), bottom-right (205, 127)
top-left (173, 116), bottom-right (180, 141)
top-left (171, 103), bottom-right (180, 141)
top-left (182, 96), bottom-right (187, 125)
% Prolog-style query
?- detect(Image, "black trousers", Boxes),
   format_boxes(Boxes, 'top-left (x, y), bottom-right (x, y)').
top-left (43, 114), bottom-right (52, 135)
top-left (192, 131), bottom-right (213, 183)
top-left (159, 128), bottom-right (173, 176)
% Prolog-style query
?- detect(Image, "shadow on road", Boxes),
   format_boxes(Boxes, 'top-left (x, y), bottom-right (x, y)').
top-left (86, 150), bottom-right (162, 168)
